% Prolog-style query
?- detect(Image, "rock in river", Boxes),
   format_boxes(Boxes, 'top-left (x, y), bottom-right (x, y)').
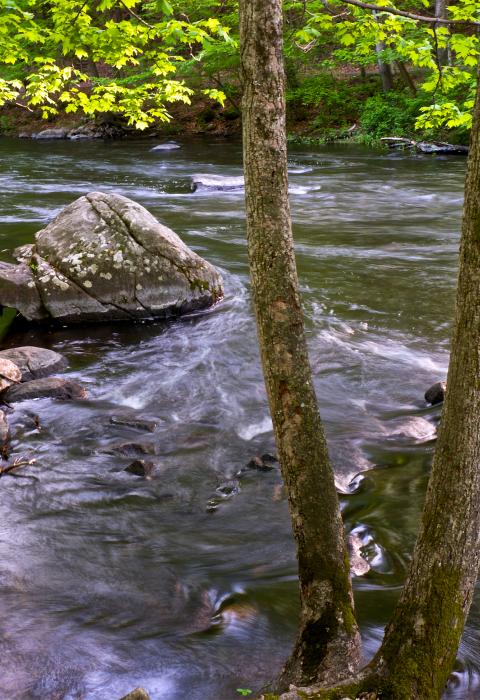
top-left (119, 690), bottom-right (151, 700)
top-left (2, 377), bottom-right (87, 402)
top-left (151, 142), bottom-right (180, 151)
top-left (0, 192), bottom-right (223, 324)
top-left (192, 174), bottom-right (245, 191)
top-left (0, 346), bottom-right (67, 381)
top-left (0, 358), bottom-right (22, 391)
top-left (425, 381), bottom-right (446, 405)
top-left (125, 459), bottom-right (156, 477)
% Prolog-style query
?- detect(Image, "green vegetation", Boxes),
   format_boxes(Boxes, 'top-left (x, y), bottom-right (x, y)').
top-left (0, 0), bottom-right (479, 141)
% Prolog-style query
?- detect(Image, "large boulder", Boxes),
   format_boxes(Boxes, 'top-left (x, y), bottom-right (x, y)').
top-left (0, 192), bottom-right (223, 324)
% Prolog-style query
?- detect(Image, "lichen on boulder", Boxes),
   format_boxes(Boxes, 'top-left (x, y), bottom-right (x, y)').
top-left (0, 192), bottom-right (223, 324)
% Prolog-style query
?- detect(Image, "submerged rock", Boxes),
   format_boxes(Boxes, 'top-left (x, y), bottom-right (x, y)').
top-left (119, 690), bottom-right (151, 700)
top-left (125, 459), bottom-right (156, 477)
top-left (0, 192), bottom-right (223, 324)
top-left (103, 441), bottom-right (157, 457)
top-left (192, 174), bottom-right (245, 191)
top-left (246, 453), bottom-right (278, 471)
top-left (2, 377), bottom-right (87, 402)
top-left (425, 381), bottom-right (446, 405)
top-left (0, 346), bottom-right (67, 381)
top-left (110, 413), bottom-right (159, 432)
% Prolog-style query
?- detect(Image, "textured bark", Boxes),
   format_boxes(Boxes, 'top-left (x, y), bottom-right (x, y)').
top-left (261, 65), bottom-right (480, 700)
top-left (366, 65), bottom-right (480, 699)
top-left (240, 0), bottom-right (361, 691)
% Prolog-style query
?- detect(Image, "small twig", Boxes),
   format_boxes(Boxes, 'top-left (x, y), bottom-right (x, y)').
top-left (118, 0), bottom-right (154, 29)
top-left (14, 102), bottom-right (33, 112)
top-left (71, 0), bottom-right (89, 26)
top-left (0, 457), bottom-right (36, 476)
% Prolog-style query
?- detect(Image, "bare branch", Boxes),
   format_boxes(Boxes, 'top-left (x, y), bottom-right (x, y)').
top-left (341, 0), bottom-right (480, 26)
top-left (0, 457), bottom-right (36, 476)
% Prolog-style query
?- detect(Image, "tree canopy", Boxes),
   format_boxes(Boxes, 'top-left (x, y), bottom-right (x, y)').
top-left (1, 0), bottom-right (479, 135)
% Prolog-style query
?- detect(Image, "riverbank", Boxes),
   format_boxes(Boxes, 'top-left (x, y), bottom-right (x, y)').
top-left (0, 75), bottom-right (470, 147)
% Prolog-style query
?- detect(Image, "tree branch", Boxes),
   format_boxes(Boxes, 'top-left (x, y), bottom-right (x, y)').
top-left (341, 0), bottom-right (480, 26)
top-left (117, 0), bottom-right (154, 29)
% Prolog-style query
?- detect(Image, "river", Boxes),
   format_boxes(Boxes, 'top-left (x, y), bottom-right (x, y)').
top-left (0, 137), bottom-right (475, 699)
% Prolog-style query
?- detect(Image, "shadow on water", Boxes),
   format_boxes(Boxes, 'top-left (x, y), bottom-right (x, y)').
top-left (0, 136), bottom-right (477, 698)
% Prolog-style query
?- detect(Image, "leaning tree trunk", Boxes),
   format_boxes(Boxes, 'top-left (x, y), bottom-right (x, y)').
top-left (239, 0), bottom-right (361, 691)
top-left (364, 65), bottom-right (480, 699)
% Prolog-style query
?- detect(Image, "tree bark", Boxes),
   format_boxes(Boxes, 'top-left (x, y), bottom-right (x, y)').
top-left (435, 0), bottom-right (449, 66)
top-left (373, 12), bottom-right (394, 92)
top-left (239, 0), bottom-right (361, 691)
top-left (262, 65), bottom-right (480, 700)
top-left (365, 65), bottom-right (480, 699)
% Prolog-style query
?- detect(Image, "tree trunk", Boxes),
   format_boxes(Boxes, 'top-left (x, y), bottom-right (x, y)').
top-left (239, 0), bottom-right (361, 691)
top-left (366, 65), bottom-right (480, 699)
top-left (373, 12), bottom-right (394, 92)
top-left (395, 60), bottom-right (416, 95)
top-left (435, 0), bottom-right (449, 66)
top-left (263, 65), bottom-right (480, 700)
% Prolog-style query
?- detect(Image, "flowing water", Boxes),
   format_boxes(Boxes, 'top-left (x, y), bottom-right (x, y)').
top-left (0, 136), bottom-right (475, 699)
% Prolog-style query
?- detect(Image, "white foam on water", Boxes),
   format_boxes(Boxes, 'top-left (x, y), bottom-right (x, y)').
top-left (236, 416), bottom-right (273, 440)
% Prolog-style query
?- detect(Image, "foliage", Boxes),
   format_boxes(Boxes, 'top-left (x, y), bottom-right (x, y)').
top-left (1, 0), bottom-right (480, 135)
top-left (0, 0), bottom-right (234, 128)
top-left (359, 91), bottom-right (430, 139)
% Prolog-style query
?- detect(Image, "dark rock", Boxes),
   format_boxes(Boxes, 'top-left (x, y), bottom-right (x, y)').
top-left (67, 125), bottom-right (103, 140)
top-left (0, 192), bottom-right (223, 324)
top-left (216, 479), bottom-right (240, 497)
top-left (110, 414), bottom-right (158, 432)
top-left (246, 453), bottom-right (278, 471)
top-left (425, 381), bottom-right (446, 405)
top-left (103, 441), bottom-right (157, 457)
top-left (416, 141), bottom-right (469, 155)
top-left (119, 690), bottom-right (151, 700)
top-left (0, 346), bottom-right (67, 382)
top-left (192, 174), bottom-right (244, 191)
top-left (125, 459), bottom-right (156, 477)
top-left (35, 128), bottom-right (69, 140)
top-left (2, 377), bottom-right (87, 402)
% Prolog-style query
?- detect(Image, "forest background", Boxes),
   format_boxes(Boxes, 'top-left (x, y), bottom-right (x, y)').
top-left (0, 0), bottom-right (479, 144)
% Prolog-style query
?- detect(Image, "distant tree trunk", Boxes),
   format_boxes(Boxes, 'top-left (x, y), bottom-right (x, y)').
top-left (396, 60), bottom-right (416, 95)
top-left (376, 41), bottom-right (394, 92)
top-left (435, 0), bottom-right (449, 66)
top-left (239, 0), bottom-right (361, 691)
top-left (373, 12), bottom-right (394, 92)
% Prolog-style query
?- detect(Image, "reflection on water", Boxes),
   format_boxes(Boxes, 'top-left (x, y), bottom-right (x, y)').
top-left (0, 136), bottom-right (474, 698)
